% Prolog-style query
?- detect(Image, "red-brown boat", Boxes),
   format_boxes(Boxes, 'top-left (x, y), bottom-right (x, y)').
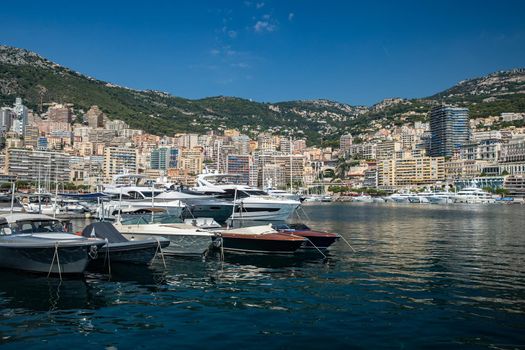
top-left (219, 225), bottom-right (306, 254)
top-left (273, 223), bottom-right (340, 251)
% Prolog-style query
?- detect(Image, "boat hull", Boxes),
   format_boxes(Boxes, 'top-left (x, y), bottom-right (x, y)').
top-left (121, 231), bottom-right (215, 256)
top-left (0, 245), bottom-right (92, 274)
top-left (93, 239), bottom-right (170, 265)
top-left (231, 202), bottom-right (299, 221)
top-left (220, 233), bottom-right (305, 254)
top-left (182, 200), bottom-right (233, 224)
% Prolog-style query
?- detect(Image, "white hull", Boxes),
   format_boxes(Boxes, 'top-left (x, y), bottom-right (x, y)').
top-left (232, 200), bottom-right (300, 221)
top-left (115, 223), bottom-right (216, 256)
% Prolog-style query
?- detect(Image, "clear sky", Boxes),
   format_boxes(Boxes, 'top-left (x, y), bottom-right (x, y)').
top-left (1, 0), bottom-right (524, 105)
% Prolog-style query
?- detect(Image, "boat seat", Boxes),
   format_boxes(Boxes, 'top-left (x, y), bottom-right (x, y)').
top-left (82, 222), bottom-right (129, 243)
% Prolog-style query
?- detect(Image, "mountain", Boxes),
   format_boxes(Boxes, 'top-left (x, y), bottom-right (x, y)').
top-left (1, 45), bottom-right (524, 145)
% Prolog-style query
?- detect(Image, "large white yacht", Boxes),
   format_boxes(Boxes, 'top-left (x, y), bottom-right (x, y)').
top-left (99, 174), bottom-right (184, 219)
top-left (453, 186), bottom-right (496, 204)
top-left (192, 173), bottom-right (301, 221)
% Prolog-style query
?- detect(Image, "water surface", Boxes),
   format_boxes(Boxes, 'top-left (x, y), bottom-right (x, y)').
top-left (1, 203), bottom-right (524, 349)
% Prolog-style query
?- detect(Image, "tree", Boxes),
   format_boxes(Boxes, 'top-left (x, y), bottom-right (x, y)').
top-left (335, 157), bottom-right (351, 180)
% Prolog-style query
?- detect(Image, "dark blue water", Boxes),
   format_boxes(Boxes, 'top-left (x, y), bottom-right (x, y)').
top-left (1, 203), bottom-right (525, 349)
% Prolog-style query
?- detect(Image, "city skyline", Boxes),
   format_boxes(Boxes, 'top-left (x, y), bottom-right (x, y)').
top-left (1, 1), bottom-right (524, 105)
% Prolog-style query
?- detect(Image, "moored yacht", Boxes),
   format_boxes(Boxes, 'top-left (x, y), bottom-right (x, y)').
top-left (453, 186), bottom-right (496, 204)
top-left (114, 213), bottom-right (220, 256)
top-left (0, 214), bottom-right (105, 274)
top-left (192, 174), bottom-right (301, 221)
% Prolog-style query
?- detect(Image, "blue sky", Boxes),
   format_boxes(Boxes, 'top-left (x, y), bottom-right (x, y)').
top-left (1, 0), bottom-right (524, 105)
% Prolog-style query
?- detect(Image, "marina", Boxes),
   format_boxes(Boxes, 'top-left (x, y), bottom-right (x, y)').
top-left (0, 203), bottom-right (524, 348)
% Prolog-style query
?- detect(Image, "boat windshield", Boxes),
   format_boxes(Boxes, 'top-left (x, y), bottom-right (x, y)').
top-left (7, 220), bottom-right (67, 234)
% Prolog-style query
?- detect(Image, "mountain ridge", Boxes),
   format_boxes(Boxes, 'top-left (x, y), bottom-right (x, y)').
top-left (1, 45), bottom-right (524, 145)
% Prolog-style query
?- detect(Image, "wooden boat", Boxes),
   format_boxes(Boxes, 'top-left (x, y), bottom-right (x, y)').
top-left (218, 225), bottom-right (306, 254)
top-left (273, 223), bottom-right (340, 251)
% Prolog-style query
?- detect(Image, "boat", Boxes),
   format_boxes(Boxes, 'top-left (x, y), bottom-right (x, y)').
top-left (102, 174), bottom-right (165, 199)
top-left (453, 186), bottom-right (496, 204)
top-left (155, 189), bottom-right (234, 224)
top-left (425, 191), bottom-right (455, 204)
top-left (407, 193), bottom-right (430, 203)
top-left (352, 194), bottom-right (374, 203)
top-left (385, 192), bottom-right (414, 203)
top-left (192, 173), bottom-right (301, 221)
top-left (80, 222), bottom-right (170, 265)
top-left (217, 224), bottom-right (307, 255)
top-left (113, 214), bottom-right (220, 256)
top-left (0, 214), bottom-right (105, 274)
top-left (0, 193), bottom-right (24, 213)
top-left (272, 223), bottom-right (340, 251)
top-left (96, 198), bottom-right (186, 221)
top-left (18, 193), bottom-right (60, 214)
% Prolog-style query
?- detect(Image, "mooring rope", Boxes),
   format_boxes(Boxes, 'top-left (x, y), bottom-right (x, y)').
top-left (302, 236), bottom-right (327, 259)
top-left (154, 238), bottom-right (166, 268)
top-left (103, 238), bottom-right (111, 278)
top-left (47, 242), bottom-right (62, 280)
top-left (338, 234), bottom-right (356, 252)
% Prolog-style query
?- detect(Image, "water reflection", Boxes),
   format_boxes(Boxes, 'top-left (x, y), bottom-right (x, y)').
top-left (0, 270), bottom-right (103, 312)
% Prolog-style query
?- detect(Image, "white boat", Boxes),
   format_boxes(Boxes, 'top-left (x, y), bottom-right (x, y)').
top-left (386, 192), bottom-right (414, 203)
top-left (352, 194), bottom-right (374, 203)
top-left (425, 192), bottom-right (455, 204)
top-left (96, 199), bottom-right (185, 221)
top-left (114, 215), bottom-right (219, 256)
top-left (192, 174), bottom-right (301, 221)
top-left (102, 174), bottom-right (164, 199)
top-left (453, 186), bottom-right (496, 204)
top-left (19, 193), bottom-right (60, 215)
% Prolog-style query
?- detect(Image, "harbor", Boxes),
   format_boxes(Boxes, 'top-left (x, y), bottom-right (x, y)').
top-left (0, 202), bottom-right (524, 348)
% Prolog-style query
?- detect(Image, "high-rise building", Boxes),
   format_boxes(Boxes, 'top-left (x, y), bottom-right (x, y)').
top-left (5, 148), bottom-right (71, 183)
top-left (11, 98), bottom-right (28, 135)
top-left (429, 106), bottom-right (470, 157)
top-left (150, 147), bottom-right (179, 170)
top-left (47, 104), bottom-right (72, 123)
top-left (23, 125), bottom-right (40, 149)
top-left (340, 134), bottom-right (353, 153)
top-left (0, 107), bottom-right (14, 134)
top-left (226, 155), bottom-right (252, 185)
top-left (85, 105), bottom-right (105, 128)
top-left (103, 147), bottom-right (138, 180)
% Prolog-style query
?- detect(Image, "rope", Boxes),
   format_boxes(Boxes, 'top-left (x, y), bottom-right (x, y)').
top-left (103, 238), bottom-right (111, 278)
top-left (154, 238), bottom-right (166, 268)
top-left (219, 235), bottom-right (224, 261)
top-left (47, 242), bottom-right (62, 280)
top-left (338, 234), bottom-right (356, 252)
top-left (302, 236), bottom-right (326, 259)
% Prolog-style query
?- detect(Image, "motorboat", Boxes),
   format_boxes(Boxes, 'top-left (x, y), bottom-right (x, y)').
top-left (453, 186), bottom-right (496, 204)
top-left (0, 214), bottom-right (105, 274)
top-left (426, 191), bottom-right (455, 204)
top-left (352, 194), bottom-right (374, 203)
top-left (272, 223), bottom-right (340, 251)
top-left (95, 198), bottom-right (185, 221)
top-left (192, 173), bottom-right (301, 221)
top-left (407, 193), bottom-right (430, 204)
top-left (81, 222), bottom-right (170, 265)
top-left (53, 198), bottom-right (90, 213)
top-left (0, 193), bottom-right (24, 213)
top-left (18, 193), bottom-right (60, 215)
top-left (385, 192), bottom-right (414, 203)
top-left (114, 214), bottom-right (220, 256)
top-left (102, 174), bottom-right (165, 199)
top-left (155, 189), bottom-right (234, 224)
top-left (265, 188), bottom-right (302, 201)
top-left (217, 224), bottom-right (307, 255)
